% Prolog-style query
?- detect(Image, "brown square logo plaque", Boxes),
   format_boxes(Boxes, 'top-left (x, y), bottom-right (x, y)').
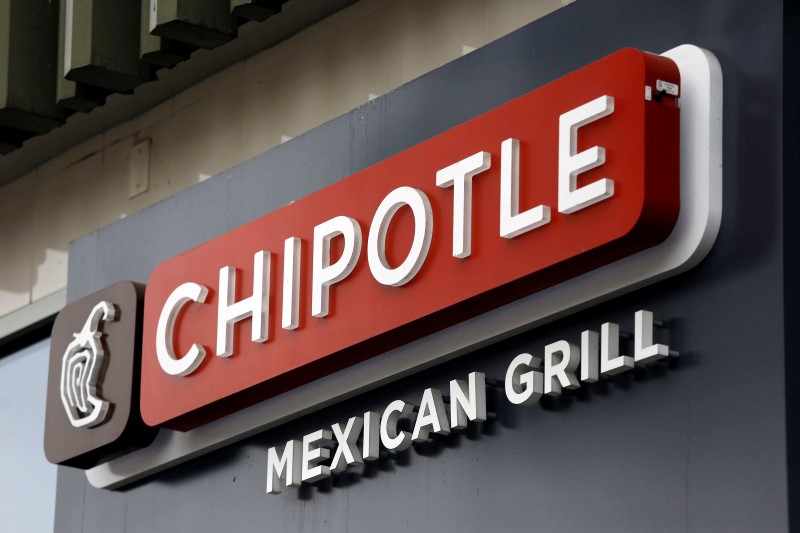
top-left (44, 281), bottom-right (157, 468)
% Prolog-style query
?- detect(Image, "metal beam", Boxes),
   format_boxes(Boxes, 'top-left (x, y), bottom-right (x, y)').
top-left (0, 0), bottom-right (355, 163)
top-left (149, 0), bottom-right (238, 50)
top-left (231, 0), bottom-right (286, 23)
top-left (140, 0), bottom-right (198, 68)
top-left (61, 0), bottom-right (152, 94)
top-left (0, 1), bottom-right (69, 136)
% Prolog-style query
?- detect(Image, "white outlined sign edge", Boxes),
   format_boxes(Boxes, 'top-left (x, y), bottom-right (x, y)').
top-left (88, 44), bottom-right (722, 489)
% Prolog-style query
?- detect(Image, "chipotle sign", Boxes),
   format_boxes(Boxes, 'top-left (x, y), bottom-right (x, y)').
top-left (140, 48), bottom-right (681, 431)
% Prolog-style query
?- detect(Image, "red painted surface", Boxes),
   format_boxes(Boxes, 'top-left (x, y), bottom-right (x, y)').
top-left (141, 48), bottom-right (680, 430)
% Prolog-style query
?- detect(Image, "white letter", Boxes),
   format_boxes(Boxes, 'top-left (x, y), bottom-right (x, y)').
top-left (601, 322), bottom-right (634, 375)
top-left (156, 282), bottom-right (209, 376)
top-left (330, 417), bottom-right (364, 473)
top-left (635, 310), bottom-right (673, 363)
top-left (301, 429), bottom-right (332, 483)
top-left (368, 186), bottom-right (433, 286)
top-left (504, 353), bottom-right (543, 406)
top-left (380, 400), bottom-right (413, 451)
top-left (436, 151), bottom-right (491, 258)
top-left (217, 251), bottom-right (270, 357)
top-left (282, 237), bottom-right (301, 330)
top-left (362, 411), bottom-right (381, 461)
top-left (449, 371), bottom-right (487, 430)
top-left (412, 388), bottom-right (450, 442)
top-left (500, 138), bottom-right (550, 238)
top-left (312, 216), bottom-right (362, 318)
top-left (544, 340), bottom-right (580, 396)
top-left (580, 330), bottom-right (599, 383)
top-left (558, 95), bottom-right (615, 214)
top-left (266, 440), bottom-right (301, 494)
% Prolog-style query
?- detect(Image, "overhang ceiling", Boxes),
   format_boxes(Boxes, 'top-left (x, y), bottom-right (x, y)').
top-left (0, 0), bottom-right (357, 186)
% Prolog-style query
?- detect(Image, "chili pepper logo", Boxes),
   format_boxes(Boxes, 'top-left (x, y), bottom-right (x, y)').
top-left (59, 301), bottom-right (117, 428)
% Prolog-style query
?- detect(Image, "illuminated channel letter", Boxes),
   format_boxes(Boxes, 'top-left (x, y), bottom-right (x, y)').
top-left (217, 250), bottom-right (271, 357)
top-left (558, 95), bottom-right (615, 214)
top-left (500, 138), bottom-right (551, 238)
top-left (312, 216), bottom-right (362, 318)
top-left (504, 353), bottom-right (543, 406)
top-left (282, 237), bottom-right (301, 330)
top-left (266, 440), bottom-right (302, 494)
top-left (156, 282), bottom-right (209, 376)
top-left (544, 340), bottom-right (580, 396)
top-left (368, 186), bottom-right (433, 286)
top-left (436, 151), bottom-right (491, 258)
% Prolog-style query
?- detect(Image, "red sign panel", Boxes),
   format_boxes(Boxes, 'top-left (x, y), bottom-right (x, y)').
top-left (141, 48), bottom-right (680, 430)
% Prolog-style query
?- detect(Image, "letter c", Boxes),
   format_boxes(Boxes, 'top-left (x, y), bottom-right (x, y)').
top-left (156, 282), bottom-right (209, 376)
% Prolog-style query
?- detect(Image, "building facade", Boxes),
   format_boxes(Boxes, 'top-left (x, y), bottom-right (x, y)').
top-left (1, 0), bottom-right (798, 531)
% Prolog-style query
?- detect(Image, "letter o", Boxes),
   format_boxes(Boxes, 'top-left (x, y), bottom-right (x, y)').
top-left (367, 186), bottom-right (433, 287)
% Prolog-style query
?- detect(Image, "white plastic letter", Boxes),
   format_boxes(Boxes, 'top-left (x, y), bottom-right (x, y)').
top-left (580, 330), bottom-right (599, 383)
top-left (266, 440), bottom-right (302, 494)
top-left (217, 250), bottom-right (270, 357)
top-left (412, 388), bottom-right (450, 442)
top-left (156, 282), bottom-right (209, 376)
top-left (601, 322), bottom-right (634, 375)
top-left (449, 372), bottom-right (487, 430)
top-left (282, 237), bottom-right (301, 330)
top-left (504, 353), bottom-right (543, 406)
top-left (301, 429), bottom-right (333, 483)
top-left (436, 151), bottom-right (491, 258)
top-left (362, 411), bottom-right (381, 461)
top-left (312, 216), bottom-right (362, 318)
top-left (558, 95), bottom-right (615, 214)
top-left (500, 138), bottom-right (551, 238)
top-left (544, 340), bottom-right (580, 396)
top-left (380, 400), bottom-right (413, 451)
top-left (635, 310), bottom-right (672, 364)
top-left (330, 416), bottom-right (364, 473)
top-left (368, 186), bottom-right (433, 286)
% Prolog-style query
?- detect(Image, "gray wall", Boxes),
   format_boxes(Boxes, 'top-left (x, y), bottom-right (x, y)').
top-left (55, 0), bottom-right (790, 531)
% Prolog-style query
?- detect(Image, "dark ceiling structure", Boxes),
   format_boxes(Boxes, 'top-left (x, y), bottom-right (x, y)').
top-left (0, 0), bottom-right (356, 186)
